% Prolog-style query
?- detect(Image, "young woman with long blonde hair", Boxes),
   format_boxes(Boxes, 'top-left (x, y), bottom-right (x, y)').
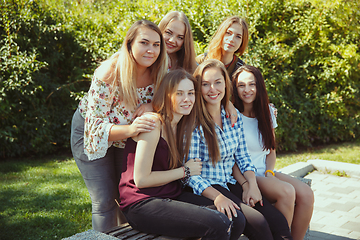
top-left (159, 11), bottom-right (197, 73)
top-left (70, 20), bottom-right (167, 232)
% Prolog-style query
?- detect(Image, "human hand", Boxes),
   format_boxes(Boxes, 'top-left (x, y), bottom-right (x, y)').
top-left (226, 101), bottom-right (238, 127)
top-left (133, 103), bottom-right (153, 119)
top-left (185, 158), bottom-right (202, 176)
top-left (269, 103), bottom-right (278, 118)
top-left (214, 194), bottom-right (240, 220)
top-left (129, 113), bottom-right (157, 136)
top-left (242, 182), bottom-right (263, 207)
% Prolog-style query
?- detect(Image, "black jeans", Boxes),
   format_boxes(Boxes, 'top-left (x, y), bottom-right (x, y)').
top-left (183, 183), bottom-right (292, 240)
top-left (222, 183), bottom-right (293, 240)
top-left (123, 192), bottom-right (246, 240)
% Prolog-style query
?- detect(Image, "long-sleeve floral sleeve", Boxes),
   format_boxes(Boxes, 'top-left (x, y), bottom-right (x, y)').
top-left (78, 74), bottom-right (154, 161)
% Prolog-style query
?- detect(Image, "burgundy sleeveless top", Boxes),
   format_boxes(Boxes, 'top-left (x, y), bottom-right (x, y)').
top-left (119, 137), bottom-right (182, 210)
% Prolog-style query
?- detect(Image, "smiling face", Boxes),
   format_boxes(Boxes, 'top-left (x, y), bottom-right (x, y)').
top-left (131, 27), bottom-right (161, 69)
top-left (163, 20), bottom-right (185, 55)
top-left (171, 78), bottom-right (195, 118)
top-left (201, 67), bottom-right (226, 107)
top-left (222, 22), bottom-right (243, 54)
top-left (236, 70), bottom-right (257, 105)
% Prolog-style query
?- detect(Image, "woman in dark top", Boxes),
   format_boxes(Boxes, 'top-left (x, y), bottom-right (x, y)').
top-left (119, 69), bottom-right (246, 240)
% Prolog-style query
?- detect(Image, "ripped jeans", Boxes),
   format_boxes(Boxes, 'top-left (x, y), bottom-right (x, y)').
top-left (123, 192), bottom-right (246, 240)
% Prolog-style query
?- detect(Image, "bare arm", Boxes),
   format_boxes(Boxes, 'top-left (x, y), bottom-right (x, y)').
top-left (233, 164), bottom-right (263, 207)
top-left (265, 129), bottom-right (277, 177)
top-left (225, 101), bottom-right (238, 126)
top-left (133, 116), bottom-right (201, 188)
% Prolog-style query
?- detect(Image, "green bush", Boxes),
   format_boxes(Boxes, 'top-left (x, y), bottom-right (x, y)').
top-left (0, 0), bottom-right (91, 157)
top-left (1, 0), bottom-right (359, 158)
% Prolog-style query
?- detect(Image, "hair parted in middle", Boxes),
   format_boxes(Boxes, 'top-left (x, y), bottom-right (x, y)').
top-left (159, 11), bottom-right (197, 73)
top-left (232, 65), bottom-right (276, 150)
top-left (193, 59), bottom-right (232, 166)
top-left (206, 16), bottom-right (249, 61)
top-left (152, 69), bottom-right (199, 169)
top-left (100, 19), bottom-right (168, 110)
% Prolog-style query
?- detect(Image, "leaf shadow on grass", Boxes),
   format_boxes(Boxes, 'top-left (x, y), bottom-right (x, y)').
top-left (0, 163), bottom-right (92, 240)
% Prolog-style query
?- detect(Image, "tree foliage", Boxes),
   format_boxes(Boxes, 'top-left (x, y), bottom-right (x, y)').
top-left (1, 0), bottom-right (359, 158)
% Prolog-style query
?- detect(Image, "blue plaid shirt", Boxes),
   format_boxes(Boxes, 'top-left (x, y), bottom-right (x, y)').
top-left (187, 107), bottom-right (256, 195)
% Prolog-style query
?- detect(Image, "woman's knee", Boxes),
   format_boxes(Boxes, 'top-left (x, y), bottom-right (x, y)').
top-left (232, 210), bottom-right (246, 229)
top-left (92, 195), bottom-right (117, 214)
top-left (278, 182), bottom-right (296, 204)
top-left (295, 183), bottom-right (314, 207)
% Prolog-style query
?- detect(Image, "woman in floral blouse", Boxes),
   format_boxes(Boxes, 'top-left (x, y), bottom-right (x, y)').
top-left (70, 20), bottom-right (168, 232)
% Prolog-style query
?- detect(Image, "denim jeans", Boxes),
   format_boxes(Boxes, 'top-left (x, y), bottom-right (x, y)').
top-left (71, 109), bottom-right (126, 232)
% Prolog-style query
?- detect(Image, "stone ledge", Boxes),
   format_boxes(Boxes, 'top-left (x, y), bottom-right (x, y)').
top-left (307, 159), bottom-right (360, 178)
top-left (63, 229), bottom-right (118, 240)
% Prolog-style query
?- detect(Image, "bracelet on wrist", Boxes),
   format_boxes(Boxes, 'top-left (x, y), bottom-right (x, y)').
top-left (241, 180), bottom-right (248, 186)
top-left (181, 165), bottom-right (191, 186)
top-left (265, 169), bottom-right (275, 176)
top-left (181, 166), bottom-right (186, 179)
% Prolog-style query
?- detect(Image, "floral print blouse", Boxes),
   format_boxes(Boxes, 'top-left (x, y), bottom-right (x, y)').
top-left (78, 74), bottom-right (154, 161)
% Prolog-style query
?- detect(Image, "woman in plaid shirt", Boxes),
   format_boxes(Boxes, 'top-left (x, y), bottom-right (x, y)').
top-left (187, 59), bottom-right (292, 240)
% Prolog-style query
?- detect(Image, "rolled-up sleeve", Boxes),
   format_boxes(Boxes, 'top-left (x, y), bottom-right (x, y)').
top-left (186, 127), bottom-right (213, 195)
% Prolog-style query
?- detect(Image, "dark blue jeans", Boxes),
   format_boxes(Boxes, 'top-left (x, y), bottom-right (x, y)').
top-left (123, 192), bottom-right (246, 240)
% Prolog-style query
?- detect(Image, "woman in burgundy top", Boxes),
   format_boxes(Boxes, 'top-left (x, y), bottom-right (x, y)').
top-left (119, 69), bottom-right (245, 240)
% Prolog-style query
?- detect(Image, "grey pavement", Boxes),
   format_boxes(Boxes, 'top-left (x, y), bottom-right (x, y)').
top-left (282, 160), bottom-right (360, 240)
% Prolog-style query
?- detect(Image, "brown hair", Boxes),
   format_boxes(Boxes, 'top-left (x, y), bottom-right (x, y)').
top-left (206, 16), bottom-right (249, 62)
top-left (232, 65), bottom-right (276, 150)
top-left (193, 59), bottom-right (232, 165)
top-left (152, 69), bottom-right (199, 169)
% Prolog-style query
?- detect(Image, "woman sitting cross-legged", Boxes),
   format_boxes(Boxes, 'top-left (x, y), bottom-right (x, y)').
top-left (118, 69), bottom-right (246, 240)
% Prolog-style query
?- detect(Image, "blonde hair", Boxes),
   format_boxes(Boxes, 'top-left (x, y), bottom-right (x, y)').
top-left (152, 69), bottom-right (199, 169)
top-left (207, 16), bottom-right (249, 62)
top-left (159, 11), bottom-right (197, 73)
top-left (101, 20), bottom-right (168, 110)
top-left (193, 59), bottom-right (232, 166)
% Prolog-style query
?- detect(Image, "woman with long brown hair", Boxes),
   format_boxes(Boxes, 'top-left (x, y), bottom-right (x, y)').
top-left (232, 65), bottom-right (314, 240)
top-left (187, 59), bottom-right (292, 240)
top-left (196, 16), bottom-right (248, 77)
top-left (119, 69), bottom-right (245, 239)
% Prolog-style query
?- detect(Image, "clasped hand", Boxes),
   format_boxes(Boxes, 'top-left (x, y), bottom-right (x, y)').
top-left (185, 158), bottom-right (202, 176)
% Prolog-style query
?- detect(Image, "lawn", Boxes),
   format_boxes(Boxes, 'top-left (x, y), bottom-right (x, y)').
top-left (276, 141), bottom-right (360, 169)
top-left (0, 141), bottom-right (359, 239)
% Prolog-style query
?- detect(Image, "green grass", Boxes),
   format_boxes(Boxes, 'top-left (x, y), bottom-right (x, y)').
top-left (276, 141), bottom-right (360, 170)
top-left (0, 155), bottom-right (92, 240)
top-left (0, 142), bottom-right (359, 239)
